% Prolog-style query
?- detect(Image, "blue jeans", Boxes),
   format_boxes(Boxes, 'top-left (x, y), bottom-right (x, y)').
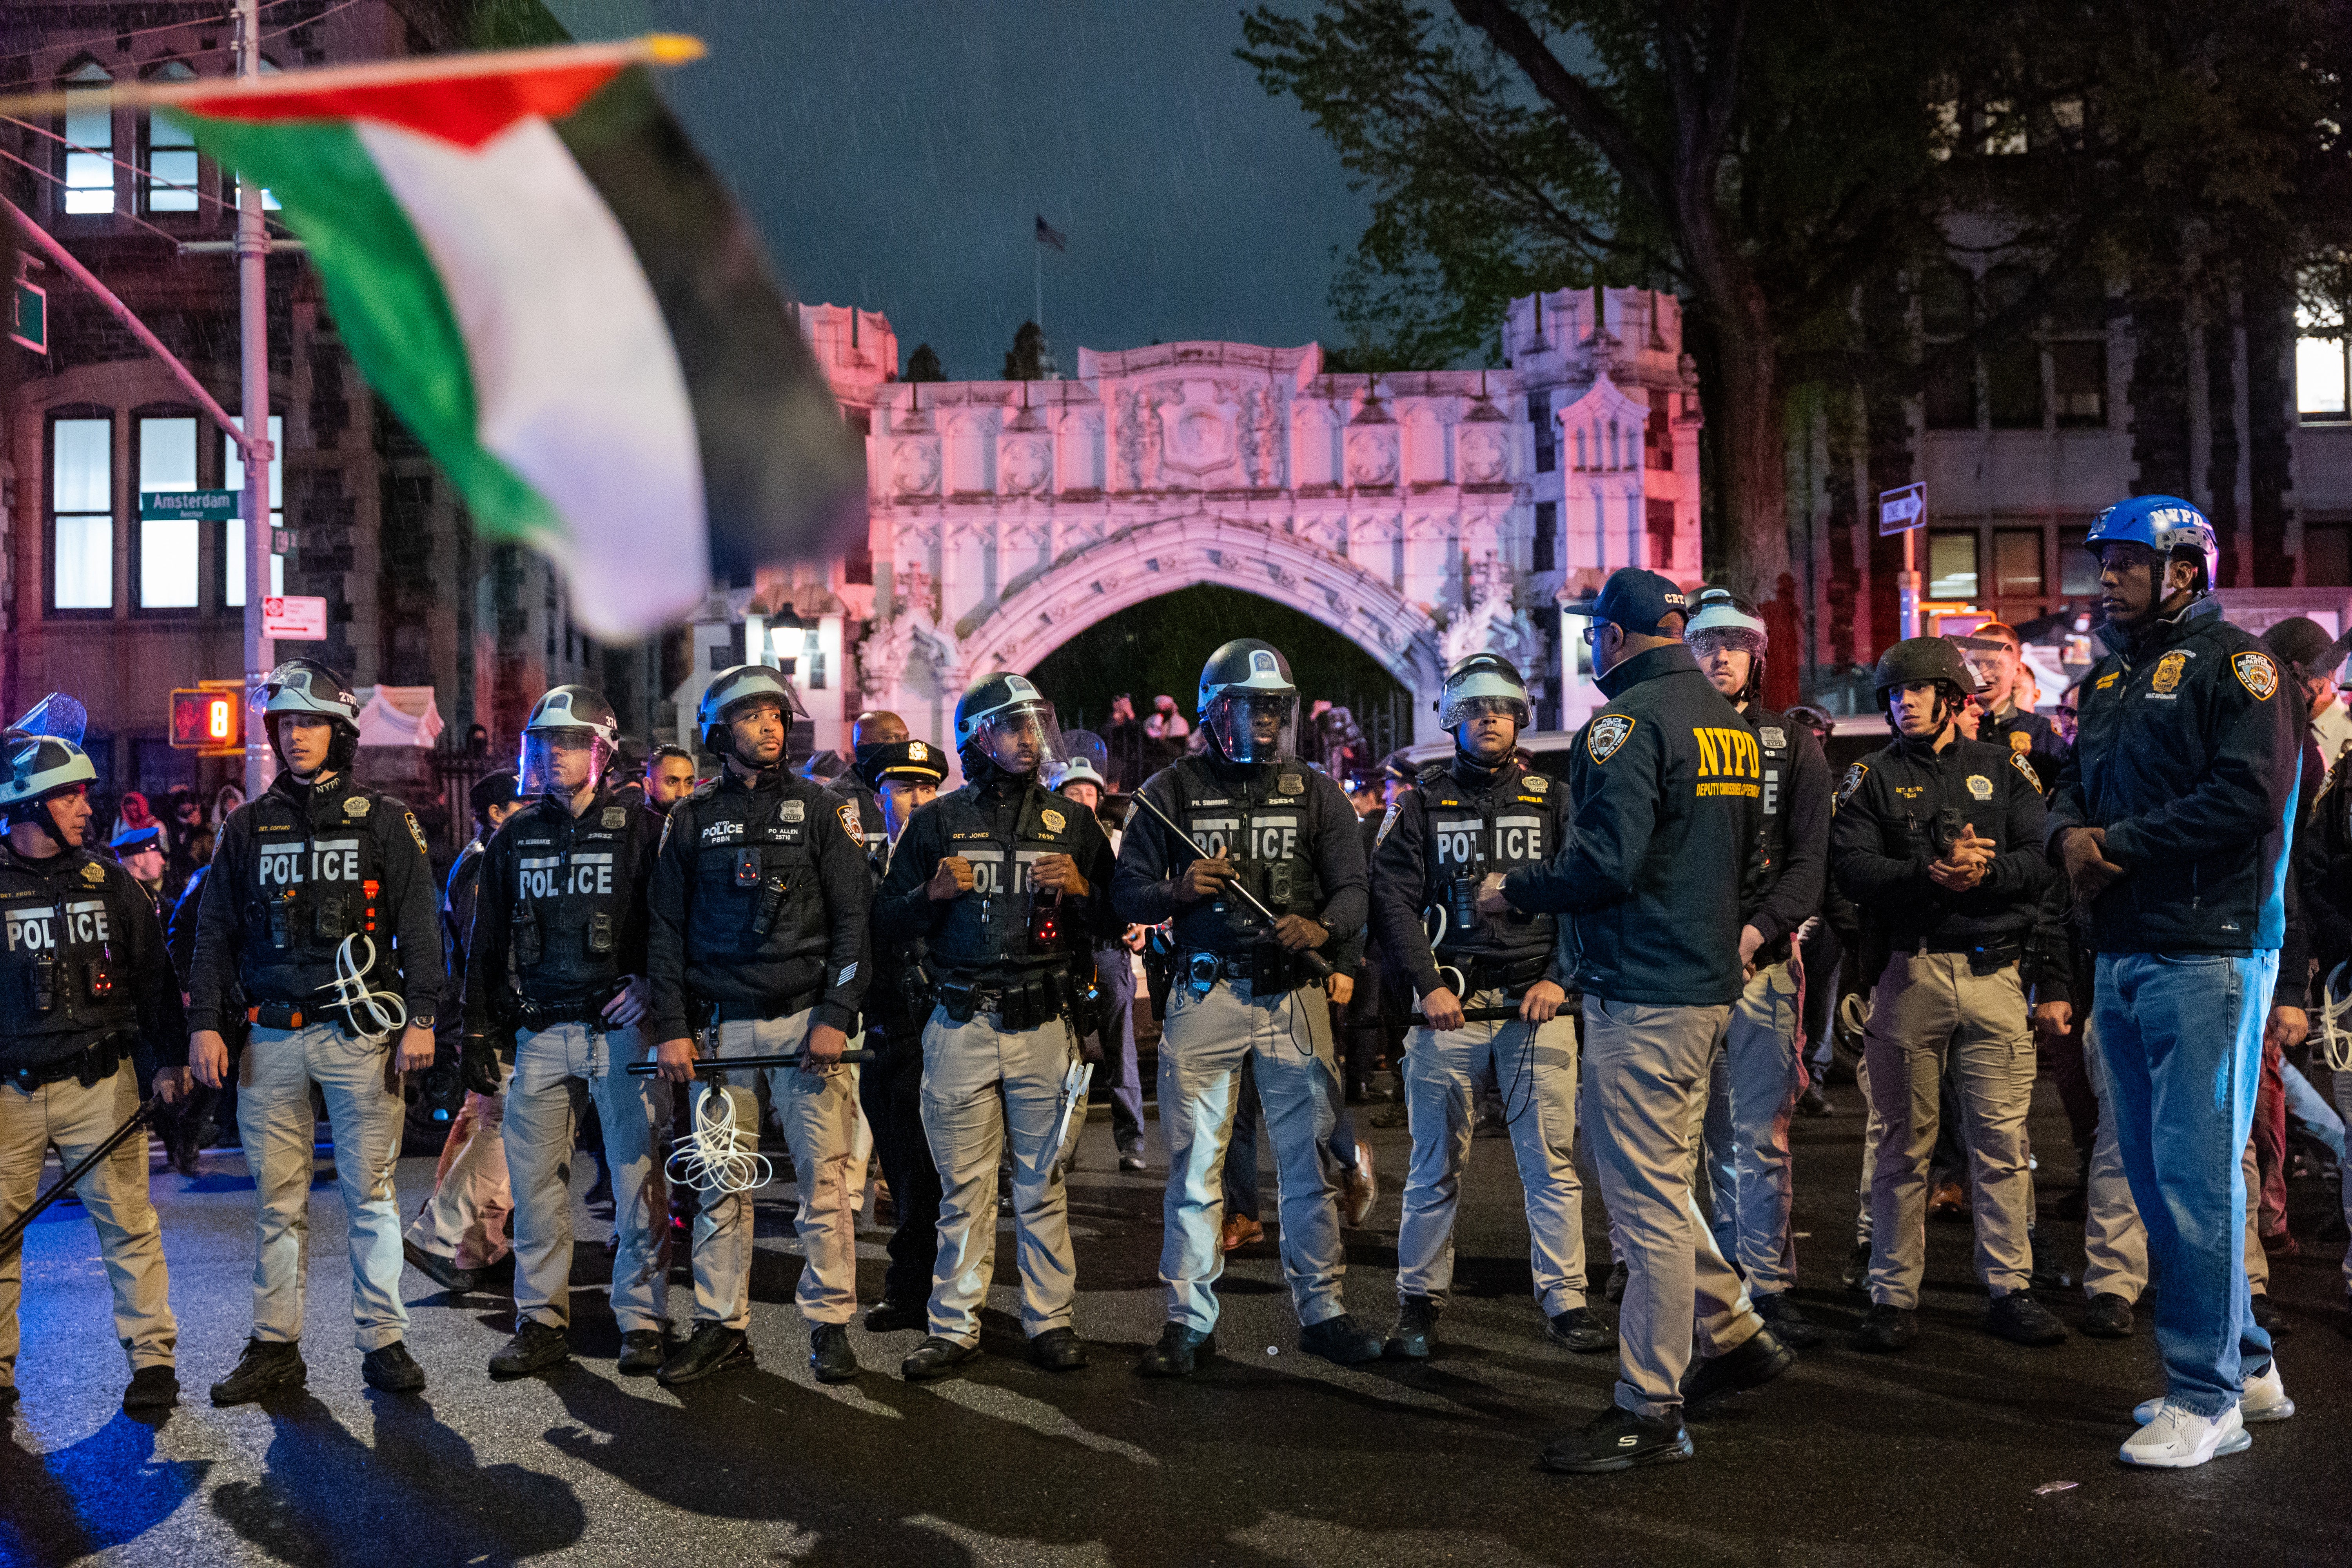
top-left (2091, 951), bottom-right (2275, 1417)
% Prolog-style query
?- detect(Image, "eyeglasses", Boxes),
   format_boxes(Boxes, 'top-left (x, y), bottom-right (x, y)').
top-left (1580, 624), bottom-right (1616, 647)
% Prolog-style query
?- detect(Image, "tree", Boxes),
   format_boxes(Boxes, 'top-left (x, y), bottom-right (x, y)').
top-left (904, 342), bottom-right (945, 382)
top-left (1004, 320), bottom-right (1051, 381)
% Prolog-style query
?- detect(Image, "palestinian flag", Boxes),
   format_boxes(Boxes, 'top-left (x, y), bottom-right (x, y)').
top-left (152, 39), bottom-right (863, 641)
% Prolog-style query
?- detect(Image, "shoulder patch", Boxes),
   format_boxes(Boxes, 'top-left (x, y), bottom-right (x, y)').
top-left (1586, 713), bottom-right (1635, 764)
top-left (345, 797), bottom-right (371, 818)
top-left (835, 802), bottom-right (861, 842)
top-left (404, 810), bottom-right (428, 856)
top-left (2009, 751), bottom-right (2042, 792)
top-left (1836, 761), bottom-right (1869, 807)
top-left (2233, 650), bottom-right (2279, 700)
top-left (1374, 799), bottom-right (1402, 846)
top-left (658, 811), bottom-right (675, 854)
top-left (1758, 726), bottom-right (1786, 750)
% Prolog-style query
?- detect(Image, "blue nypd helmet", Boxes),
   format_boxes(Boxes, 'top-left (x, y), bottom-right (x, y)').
top-left (2083, 494), bottom-right (2218, 595)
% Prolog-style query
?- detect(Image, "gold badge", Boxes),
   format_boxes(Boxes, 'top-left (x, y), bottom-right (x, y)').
top-left (345, 797), bottom-right (372, 818)
top-left (80, 861), bottom-right (105, 884)
top-left (2151, 651), bottom-right (2189, 694)
top-left (2009, 731), bottom-right (2032, 755)
top-left (1040, 808), bottom-right (1066, 834)
top-left (907, 741), bottom-right (928, 760)
top-left (1967, 774), bottom-right (1994, 801)
top-left (1524, 774), bottom-right (1549, 793)
top-left (2233, 651), bottom-right (2279, 700)
top-left (1278, 774), bottom-right (1305, 795)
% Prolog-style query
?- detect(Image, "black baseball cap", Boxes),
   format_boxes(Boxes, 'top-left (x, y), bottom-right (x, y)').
top-left (1562, 567), bottom-right (1690, 636)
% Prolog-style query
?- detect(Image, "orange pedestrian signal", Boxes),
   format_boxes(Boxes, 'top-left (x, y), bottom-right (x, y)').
top-left (170, 689), bottom-right (241, 752)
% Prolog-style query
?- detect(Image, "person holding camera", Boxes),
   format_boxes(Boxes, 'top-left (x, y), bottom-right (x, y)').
top-left (874, 674), bottom-right (1119, 1381)
top-left (1114, 639), bottom-right (1378, 1378)
top-left (1831, 637), bottom-right (2069, 1356)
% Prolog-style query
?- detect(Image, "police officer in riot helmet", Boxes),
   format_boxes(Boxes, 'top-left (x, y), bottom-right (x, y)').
top-left (853, 734), bottom-right (951, 1335)
top-left (1831, 637), bottom-right (2069, 1356)
top-left (1683, 588), bottom-right (1833, 1349)
top-left (1112, 638), bottom-right (1378, 1376)
top-left (1370, 652), bottom-right (1606, 1361)
top-left (0, 701), bottom-right (189, 1413)
top-left (875, 674), bottom-right (1120, 1380)
top-left (645, 665), bottom-right (874, 1387)
top-left (462, 686), bottom-right (671, 1380)
top-left (188, 659), bottom-right (443, 1402)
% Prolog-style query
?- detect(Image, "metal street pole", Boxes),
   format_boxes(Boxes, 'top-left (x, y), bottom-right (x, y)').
top-left (236, 0), bottom-right (274, 797)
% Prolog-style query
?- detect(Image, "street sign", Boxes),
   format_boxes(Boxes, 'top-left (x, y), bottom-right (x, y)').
top-left (1878, 482), bottom-right (1926, 535)
top-left (262, 594), bottom-right (328, 641)
top-left (8, 275), bottom-right (43, 354)
top-left (170, 688), bottom-right (242, 751)
top-left (142, 488), bottom-right (241, 521)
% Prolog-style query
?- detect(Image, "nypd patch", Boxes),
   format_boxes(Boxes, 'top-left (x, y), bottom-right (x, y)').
top-left (1586, 714), bottom-right (1634, 764)
top-left (2233, 650), bottom-right (2279, 701)
top-left (404, 810), bottom-right (428, 856)
top-left (1374, 799), bottom-right (1402, 847)
top-left (2010, 752), bottom-right (2042, 792)
top-left (835, 802), bottom-right (861, 842)
top-left (1836, 762), bottom-right (1869, 807)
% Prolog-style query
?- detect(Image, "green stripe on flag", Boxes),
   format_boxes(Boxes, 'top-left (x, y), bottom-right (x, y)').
top-left (170, 112), bottom-right (563, 549)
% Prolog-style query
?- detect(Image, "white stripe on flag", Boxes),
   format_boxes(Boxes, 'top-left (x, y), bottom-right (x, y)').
top-left (359, 117), bottom-right (709, 639)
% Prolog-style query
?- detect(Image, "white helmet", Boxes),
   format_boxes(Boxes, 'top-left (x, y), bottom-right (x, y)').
top-left (1051, 755), bottom-right (1108, 794)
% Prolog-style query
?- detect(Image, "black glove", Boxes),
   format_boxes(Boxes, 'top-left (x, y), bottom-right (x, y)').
top-left (459, 1032), bottom-right (505, 1096)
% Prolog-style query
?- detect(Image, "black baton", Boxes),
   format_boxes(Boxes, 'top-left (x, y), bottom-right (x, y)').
top-left (626, 1051), bottom-right (875, 1077)
top-left (0, 1098), bottom-right (155, 1257)
top-left (1410, 1006), bottom-right (1530, 1024)
top-left (1129, 789), bottom-right (1334, 980)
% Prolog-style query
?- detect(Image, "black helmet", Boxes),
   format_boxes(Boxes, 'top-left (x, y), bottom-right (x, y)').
top-left (697, 664), bottom-right (808, 760)
top-left (1198, 639), bottom-right (1297, 764)
top-left (1871, 637), bottom-right (1980, 703)
top-left (1437, 652), bottom-right (1531, 733)
top-left (520, 684), bottom-right (621, 797)
top-left (253, 658), bottom-right (362, 773)
top-left (954, 672), bottom-right (1063, 777)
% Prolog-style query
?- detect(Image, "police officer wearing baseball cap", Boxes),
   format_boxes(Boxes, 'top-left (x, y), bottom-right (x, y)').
top-left (1479, 567), bottom-right (1787, 1472)
top-left (1832, 637), bottom-right (2069, 1357)
top-left (853, 735), bottom-right (951, 1335)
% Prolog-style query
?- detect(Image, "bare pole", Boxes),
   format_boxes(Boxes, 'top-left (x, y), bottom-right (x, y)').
top-left (237, 0), bottom-right (274, 797)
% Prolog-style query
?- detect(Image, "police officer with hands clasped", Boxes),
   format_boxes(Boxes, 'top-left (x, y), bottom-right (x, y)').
top-left (1371, 653), bottom-right (1608, 1362)
top-left (875, 674), bottom-right (1119, 1381)
top-left (1831, 637), bottom-right (2070, 1356)
top-left (462, 686), bottom-right (670, 1381)
top-left (1477, 568), bottom-right (1789, 1474)
top-left (0, 699), bottom-right (189, 1414)
top-left (1114, 639), bottom-right (1382, 1377)
top-left (189, 660), bottom-right (443, 1403)
top-left (645, 665), bottom-right (873, 1387)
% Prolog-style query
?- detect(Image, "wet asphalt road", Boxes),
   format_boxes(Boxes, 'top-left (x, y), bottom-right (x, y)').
top-left (3, 1075), bottom-right (2347, 1568)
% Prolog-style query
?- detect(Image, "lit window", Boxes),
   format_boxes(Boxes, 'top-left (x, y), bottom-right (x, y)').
top-left (1982, 100), bottom-right (2027, 156)
top-left (145, 63), bottom-right (199, 214)
top-left (140, 416), bottom-right (200, 608)
top-left (1927, 530), bottom-right (1979, 601)
top-left (52, 417), bottom-right (113, 609)
top-left (223, 416), bottom-right (285, 605)
top-left (2297, 296), bottom-right (2347, 422)
top-left (62, 62), bottom-right (114, 215)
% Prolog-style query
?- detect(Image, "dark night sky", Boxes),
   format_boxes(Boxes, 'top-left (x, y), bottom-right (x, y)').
top-left (542, 1), bottom-right (1372, 381)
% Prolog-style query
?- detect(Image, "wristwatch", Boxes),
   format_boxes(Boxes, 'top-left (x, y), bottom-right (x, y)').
top-left (408, 1013), bottom-right (436, 1031)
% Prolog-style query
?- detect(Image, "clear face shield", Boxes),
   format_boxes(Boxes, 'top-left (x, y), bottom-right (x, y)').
top-left (1204, 691), bottom-right (1297, 765)
top-left (519, 728), bottom-right (614, 799)
top-left (10, 692), bottom-right (87, 745)
top-left (1445, 695), bottom-right (1527, 760)
top-left (973, 700), bottom-right (1065, 778)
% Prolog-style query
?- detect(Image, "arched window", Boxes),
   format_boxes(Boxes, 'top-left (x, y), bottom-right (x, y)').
top-left (61, 60), bottom-right (114, 214)
top-left (144, 60), bottom-right (199, 214)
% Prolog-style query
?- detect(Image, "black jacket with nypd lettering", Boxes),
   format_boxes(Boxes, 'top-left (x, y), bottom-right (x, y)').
top-left (1499, 643), bottom-right (1762, 1007)
top-left (875, 770), bottom-right (1122, 976)
top-left (1829, 728), bottom-right (2055, 967)
top-left (2046, 595), bottom-right (2300, 956)
top-left (0, 840), bottom-right (187, 1075)
top-left (188, 769), bottom-right (442, 1037)
top-left (464, 787), bottom-right (662, 1040)
top-left (646, 765), bottom-right (875, 1041)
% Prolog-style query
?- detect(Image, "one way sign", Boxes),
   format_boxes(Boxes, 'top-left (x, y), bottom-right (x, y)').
top-left (1878, 483), bottom-right (1926, 535)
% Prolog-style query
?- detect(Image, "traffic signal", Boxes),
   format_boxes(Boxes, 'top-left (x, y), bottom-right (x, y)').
top-left (170, 688), bottom-right (241, 751)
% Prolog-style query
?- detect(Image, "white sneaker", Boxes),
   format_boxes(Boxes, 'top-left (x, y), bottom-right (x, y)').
top-left (2132, 1362), bottom-right (2294, 1425)
top-left (2120, 1401), bottom-right (2250, 1468)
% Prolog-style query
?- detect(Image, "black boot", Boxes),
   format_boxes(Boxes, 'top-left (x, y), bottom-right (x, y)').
top-left (403, 1239), bottom-right (479, 1296)
top-left (1853, 1303), bottom-right (1918, 1352)
top-left (864, 1298), bottom-right (927, 1334)
top-left (361, 1341), bottom-right (426, 1393)
top-left (2082, 1292), bottom-right (2135, 1338)
top-left (1546, 1306), bottom-right (1616, 1354)
top-left (488, 1320), bottom-right (571, 1379)
top-left (1752, 1291), bottom-right (1823, 1349)
top-left (810, 1323), bottom-right (859, 1384)
top-left (901, 1335), bottom-right (980, 1382)
top-left (1386, 1295), bottom-right (1440, 1360)
top-left (1135, 1322), bottom-right (1214, 1378)
top-left (1030, 1328), bottom-right (1088, 1372)
top-left (209, 1338), bottom-right (306, 1406)
top-left (1682, 1326), bottom-right (1795, 1411)
top-left (1984, 1290), bottom-right (2069, 1347)
top-left (122, 1365), bottom-right (180, 1412)
top-left (657, 1323), bottom-right (754, 1387)
top-left (1299, 1313), bottom-right (1384, 1366)
top-left (1538, 1405), bottom-right (1693, 1474)
top-left (617, 1328), bottom-right (672, 1376)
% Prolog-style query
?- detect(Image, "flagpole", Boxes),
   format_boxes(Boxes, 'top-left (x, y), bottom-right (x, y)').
top-left (238, 0), bottom-right (274, 799)
top-left (1034, 236), bottom-right (1043, 338)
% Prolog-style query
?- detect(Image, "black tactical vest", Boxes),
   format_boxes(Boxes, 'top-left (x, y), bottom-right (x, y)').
top-left (498, 793), bottom-right (644, 1003)
top-left (238, 778), bottom-right (388, 1005)
top-left (0, 847), bottom-right (142, 1047)
top-left (1165, 754), bottom-right (1325, 956)
top-left (1748, 706), bottom-right (1796, 894)
top-left (924, 781), bottom-right (1086, 975)
top-left (676, 775), bottom-right (835, 970)
top-left (1406, 756), bottom-right (1562, 966)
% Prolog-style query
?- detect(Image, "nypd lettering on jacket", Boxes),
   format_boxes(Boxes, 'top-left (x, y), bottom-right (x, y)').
top-left (4, 897), bottom-right (108, 951)
top-left (515, 849), bottom-right (616, 899)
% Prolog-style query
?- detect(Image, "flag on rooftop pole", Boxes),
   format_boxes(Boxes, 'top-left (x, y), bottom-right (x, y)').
top-left (105, 37), bottom-right (862, 642)
top-left (1035, 214), bottom-right (1067, 252)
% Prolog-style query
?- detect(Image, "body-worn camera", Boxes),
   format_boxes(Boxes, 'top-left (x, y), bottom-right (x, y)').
top-left (1444, 874), bottom-right (1482, 936)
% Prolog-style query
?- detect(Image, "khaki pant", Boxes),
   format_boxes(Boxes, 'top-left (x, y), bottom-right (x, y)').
top-left (0, 1062), bottom-right (176, 1388)
top-left (1157, 976), bottom-right (1347, 1333)
top-left (1580, 995), bottom-right (1761, 1422)
top-left (2080, 1016), bottom-right (2148, 1302)
top-left (921, 1005), bottom-right (1081, 1345)
top-left (503, 1023), bottom-right (672, 1333)
top-left (691, 1014), bottom-right (861, 1329)
top-left (403, 1087), bottom-right (512, 1271)
top-left (1396, 989), bottom-right (1588, 1314)
top-left (239, 1022), bottom-right (409, 1351)
top-left (1862, 953), bottom-right (2034, 1308)
top-left (1699, 958), bottom-right (1806, 1295)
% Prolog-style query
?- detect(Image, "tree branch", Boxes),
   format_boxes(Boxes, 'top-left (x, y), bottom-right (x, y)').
top-left (1449, 0), bottom-right (1670, 212)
